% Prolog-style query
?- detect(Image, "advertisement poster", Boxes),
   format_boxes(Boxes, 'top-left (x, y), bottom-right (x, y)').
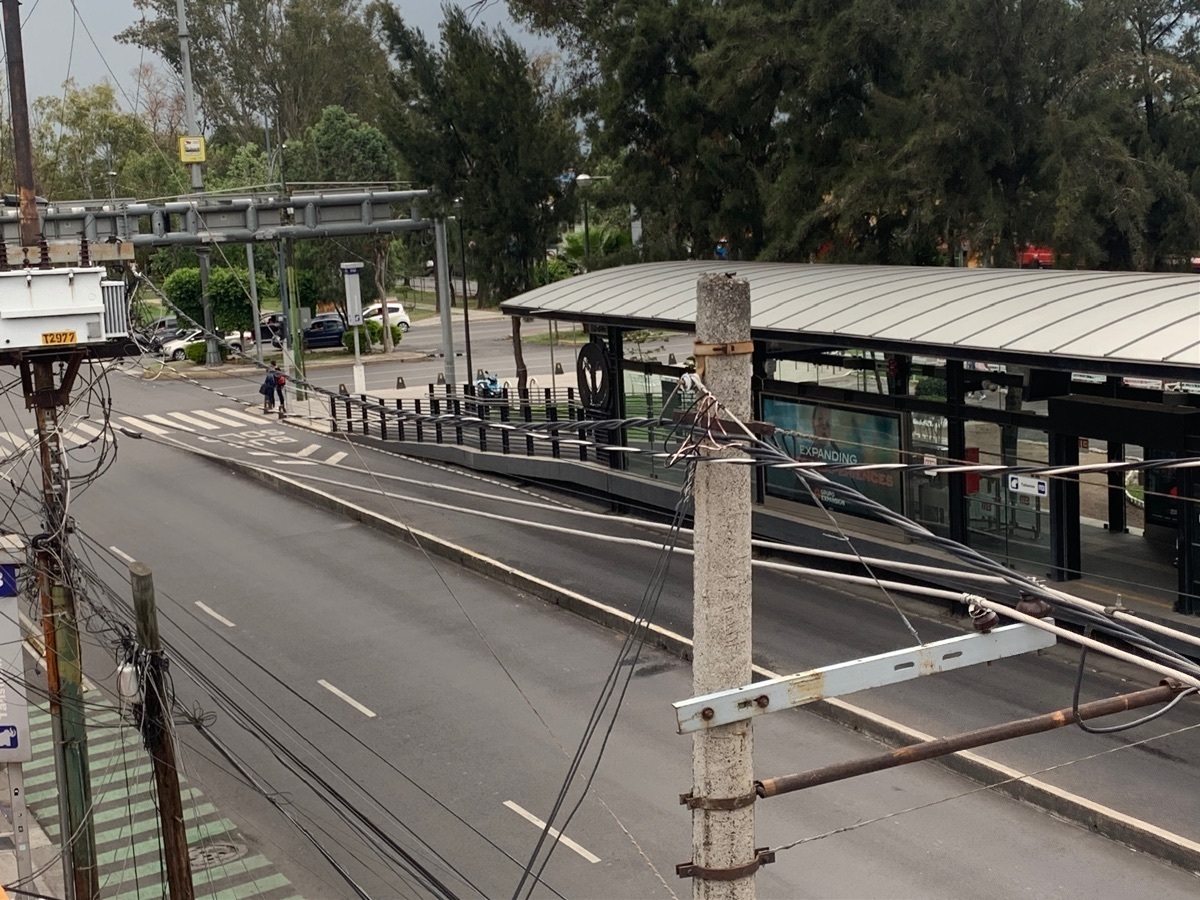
top-left (763, 397), bottom-right (903, 513)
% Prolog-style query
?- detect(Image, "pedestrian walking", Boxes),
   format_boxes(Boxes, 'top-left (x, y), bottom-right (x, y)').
top-left (259, 367), bottom-right (277, 413)
top-left (273, 364), bottom-right (288, 415)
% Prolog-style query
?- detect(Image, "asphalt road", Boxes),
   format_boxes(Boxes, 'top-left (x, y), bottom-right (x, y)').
top-left (64, 430), bottom-right (1200, 899)
top-left (95, 368), bottom-right (1200, 845)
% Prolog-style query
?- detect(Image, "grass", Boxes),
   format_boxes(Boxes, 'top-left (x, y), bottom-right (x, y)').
top-left (524, 325), bottom-right (588, 347)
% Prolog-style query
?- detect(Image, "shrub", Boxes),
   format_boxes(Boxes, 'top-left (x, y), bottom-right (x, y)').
top-left (341, 321), bottom-right (402, 354)
top-left (914, 376), bottom-right (947, 400)
top-left (183, 340), bottom-right (229, 365)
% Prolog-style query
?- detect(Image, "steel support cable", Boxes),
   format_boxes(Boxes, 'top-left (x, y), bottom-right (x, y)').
top-left (513, 464), bottom-right (697, 900)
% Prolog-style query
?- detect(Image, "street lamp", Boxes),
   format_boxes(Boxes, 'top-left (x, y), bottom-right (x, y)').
top-left (575, 172), bottom-right (606, 266)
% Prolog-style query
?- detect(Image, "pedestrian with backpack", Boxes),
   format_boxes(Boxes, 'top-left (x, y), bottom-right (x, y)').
top-left (259, 367), bottom-right (277, 413)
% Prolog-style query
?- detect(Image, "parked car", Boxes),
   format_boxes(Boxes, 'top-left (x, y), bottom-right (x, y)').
top-left (160, 329), bottom-right (202, 360)
top-left (160, 329), bottom-right (248, 360)
top-left (363, 301), bottom-right (410, 332)
top-left (299, 317), bottom-right (346, 349)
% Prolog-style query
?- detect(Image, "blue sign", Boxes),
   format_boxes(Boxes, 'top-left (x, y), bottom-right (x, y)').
top-left (0, 564), bottom-right (15, 597)
top-left (0, 725), bottom-right (18, 749)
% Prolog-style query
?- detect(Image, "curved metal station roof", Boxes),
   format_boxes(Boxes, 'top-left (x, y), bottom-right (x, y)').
top-left (501, 261), bottom-right (1200, 374)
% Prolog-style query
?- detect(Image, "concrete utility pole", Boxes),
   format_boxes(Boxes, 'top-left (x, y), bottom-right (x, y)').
top-left (130, 563), bottom-right (194, 900)
top-left (685, 273), bottom-right (758, 898)
top-left (31, 359), bottom-right (99, 900)
top-left (176, 0), bottom-right (219, 367)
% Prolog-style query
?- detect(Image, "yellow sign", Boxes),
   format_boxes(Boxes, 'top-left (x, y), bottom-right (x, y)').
top-left (41, 331), bottom-right (77, 345)
top-left (179, 136), bottom-right (206, 163)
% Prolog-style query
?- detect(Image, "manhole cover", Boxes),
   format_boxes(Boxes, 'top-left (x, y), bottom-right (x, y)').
top-left (189, 841), bottom-right (248, 870)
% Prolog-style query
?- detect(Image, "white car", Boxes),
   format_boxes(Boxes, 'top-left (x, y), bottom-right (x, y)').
top-left (160, 329), bottom-right (246, 360)
top-left (363, 302), bottom-right (411, 332)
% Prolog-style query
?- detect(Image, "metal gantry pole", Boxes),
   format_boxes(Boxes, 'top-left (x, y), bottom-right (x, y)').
top-left (684, 274), bottom-right (758, 898)
top-left (175, 0), bottom-right (219, 366)
top-left (434, 217), bottom-right (456, 389)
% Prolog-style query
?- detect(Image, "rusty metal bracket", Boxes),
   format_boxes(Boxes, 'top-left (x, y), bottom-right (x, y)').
top-left (679, 789), bottom-right (757, 811)
top-left (692, 339), bottom-right (754, 377)
top-left (676, 848), bottom-right (775, 881)
top-left (693, 339), bottom-right (754, 358)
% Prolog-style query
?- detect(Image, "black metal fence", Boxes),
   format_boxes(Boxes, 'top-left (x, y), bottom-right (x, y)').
top-left (329, 383), bottom-right (595, 460)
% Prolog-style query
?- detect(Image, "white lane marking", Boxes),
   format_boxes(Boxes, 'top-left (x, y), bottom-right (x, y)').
top-left (166, 411), bottom-right (220, 430)
top-left (190, 409), bottom-right (250, 428)
top-left (109, 546), bottom-right (136, 565)
top-left (318, 679), bottom-right (377, 718)
top-left (276, 459), bottom-right (319, 466)
top-left (325, 451), bottom-right (347, 465)
top-left (195, 602), bottom-right (236, 627)
top-left (295, 444), bottom-right (321, 457)
top-left (216, 407), bottom-right (267, 424)
top-left (503, 801), bottom-right (600, 864)
top-left (144, 413), bottom-right (193, 433)
top-left (247, 451), bottom-right (277, 457)
top-left (118, 415), bottom-right (171, 436)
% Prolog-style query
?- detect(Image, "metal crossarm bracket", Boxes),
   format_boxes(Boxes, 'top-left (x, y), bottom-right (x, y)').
top-left (673, 623), bottom-right (1056, 733)
top-left (677, 848), bottom-right (775, 880)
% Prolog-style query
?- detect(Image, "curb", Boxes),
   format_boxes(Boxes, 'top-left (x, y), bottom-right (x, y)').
top-left (213, 448), bottom-right (1200, 875)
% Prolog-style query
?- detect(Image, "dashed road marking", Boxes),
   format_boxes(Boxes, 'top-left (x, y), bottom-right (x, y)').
top-left (503, 800), bottom-right (601, 863)
top-left (318, 679), bottom-right (377, 718)
top-left (325, 451), bottom-right (348, 465)
top-left (196, 601), bottom-right (236, 627)
top-left (296, 444), bottom-right (321, 457)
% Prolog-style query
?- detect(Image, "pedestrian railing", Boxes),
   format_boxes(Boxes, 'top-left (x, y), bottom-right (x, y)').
top-left (329, 383), bottom-right (599, 460)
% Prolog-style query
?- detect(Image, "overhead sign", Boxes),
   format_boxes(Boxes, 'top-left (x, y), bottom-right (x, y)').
top-left (178, 136), bottom-right (206, 163)
top-left (1008, 474), bottom-right (1048, 497)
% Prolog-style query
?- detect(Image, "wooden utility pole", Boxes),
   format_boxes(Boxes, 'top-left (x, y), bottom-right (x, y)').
top-left (130, 562), bottom-right (195, 900)
top-left (683, 273), bottom-right (759, 899)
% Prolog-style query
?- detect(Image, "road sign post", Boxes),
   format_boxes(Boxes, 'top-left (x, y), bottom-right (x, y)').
top-left (342, 262), bottom-right (366, 394)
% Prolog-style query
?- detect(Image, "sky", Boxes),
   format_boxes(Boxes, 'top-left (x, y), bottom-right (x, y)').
top-left (19, 1), bottom-right (523, 108)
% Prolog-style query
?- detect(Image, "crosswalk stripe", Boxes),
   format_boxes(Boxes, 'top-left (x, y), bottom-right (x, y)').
top-left (104, 852), bottom-right (273, 896)
top-left (216, 406), bottom-right (269, 424)
top-left (96, 819), bottom-right (238, 866)
top-left (143, 413), bottom-right (194, 432)
top-left (325, 451), bottom-right (347, 465)
top-left (71, 421), bottom-right (105, 438)
top-left (295, 443), bottom-right (321, 457)
top-left (190, 409), bottom-right (252, 428)
top-left (42, 790), bottom-right (206, 836)
top-left (166, 411), bottom-right (221, 430)
top-left (0, 430), bottom-right (32, 448)
top-left (117, 415), bottom-right (172, 436)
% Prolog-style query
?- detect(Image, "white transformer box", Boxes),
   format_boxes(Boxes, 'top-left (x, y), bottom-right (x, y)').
top-left (0, 266), bottom-right (107, 351)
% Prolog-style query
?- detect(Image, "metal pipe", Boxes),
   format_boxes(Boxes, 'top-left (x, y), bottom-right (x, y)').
top-left (757, 682), bottom-right (1187, 798)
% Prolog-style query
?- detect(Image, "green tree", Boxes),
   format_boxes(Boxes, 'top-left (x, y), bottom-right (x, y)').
top-left (288, 105), bottom-right (401, 348)
top-left (162, 266), bottom-right (265, 334)
top-left (378, 4), bottom-right (580, 385)
top-left (118, 1), bottom-right (390, 142)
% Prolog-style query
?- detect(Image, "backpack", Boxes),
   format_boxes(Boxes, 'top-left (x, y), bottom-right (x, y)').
top-left (276, 373), bottom-right (287, 386)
